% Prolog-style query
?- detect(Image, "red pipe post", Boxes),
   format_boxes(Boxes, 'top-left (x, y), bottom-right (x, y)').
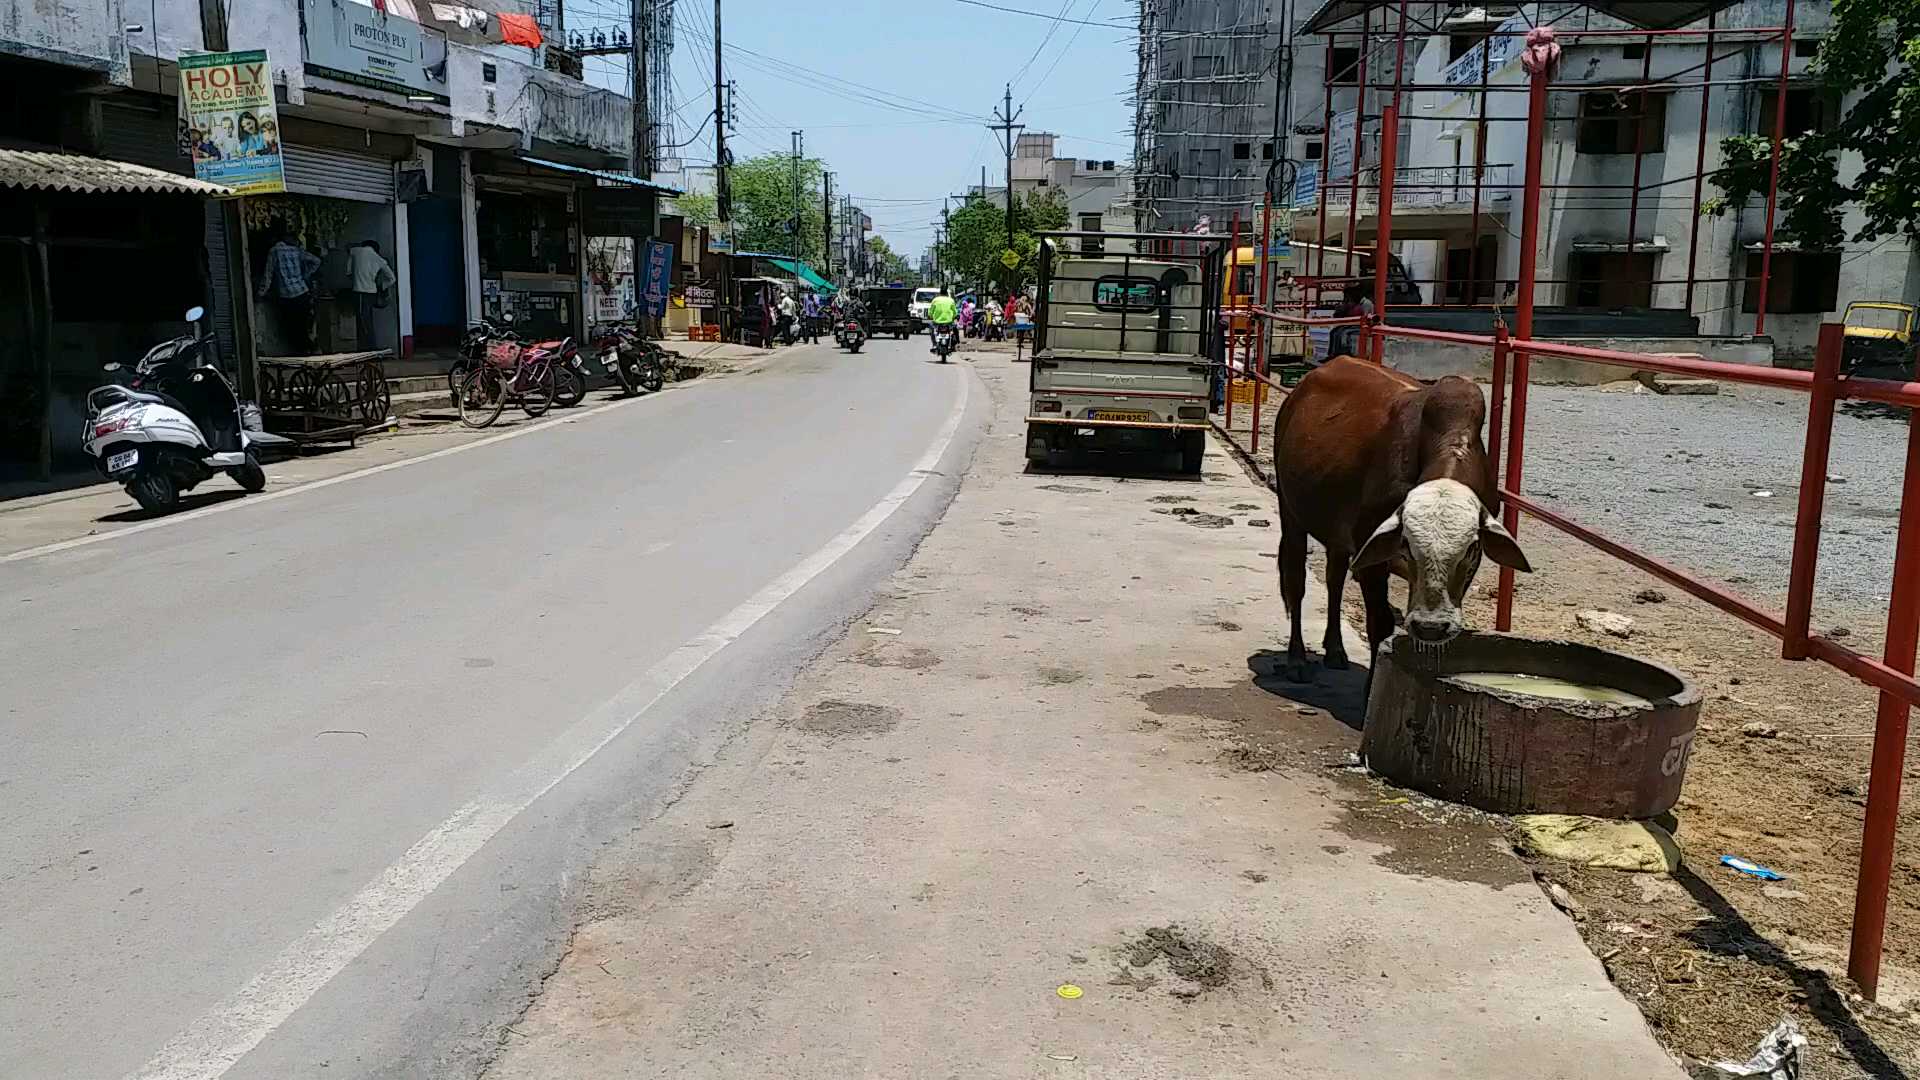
top-left (1487, 319), bottom-right (1510, 483)
top-left (1848, 405), bottom-right (1920, 1000)
top-left (1754, 0), bottom-right (1796, 335)
top-left (1344, 8), bottom-right (1370, 287)
top-left (1784, 321), bottom-right (1843, 659)
top-left (1372, 0), bottom-right (1411, 331)
top-left (1498, 48), bottom-right (1552, 633)
top-left (1226, 211), bottom-right (1240, 435)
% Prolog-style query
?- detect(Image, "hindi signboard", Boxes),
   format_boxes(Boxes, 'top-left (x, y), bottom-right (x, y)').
top-left (178, 50), bottom-right (285, 196)
top-left (1328, 109), bottom-right (1357, 181)
top-left (1443, 14), bottom-right (1528, 90)
top-left (641, 240), bottom-right (674, 317)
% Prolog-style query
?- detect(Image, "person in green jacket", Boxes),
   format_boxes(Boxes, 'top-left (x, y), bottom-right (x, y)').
top-left (926, 286), bottom-right (959, 354)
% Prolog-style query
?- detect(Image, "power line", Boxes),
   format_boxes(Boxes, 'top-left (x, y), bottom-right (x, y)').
top-left (946, 0), bottom-right (1128, 28)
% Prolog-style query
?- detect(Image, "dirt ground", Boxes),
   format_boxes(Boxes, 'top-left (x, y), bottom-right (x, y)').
top-left (1450, 531), bottom-right (1920, 1078)
top-left (1219, 369), bottom-right (1920, 1076)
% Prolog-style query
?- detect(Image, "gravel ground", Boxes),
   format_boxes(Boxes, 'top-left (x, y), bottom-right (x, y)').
top-left (1502, 385), bottom-right (1909, 633)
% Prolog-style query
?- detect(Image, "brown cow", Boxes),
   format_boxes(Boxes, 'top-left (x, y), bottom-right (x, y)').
top-left (1272, 356), bottom-right (1532, 681)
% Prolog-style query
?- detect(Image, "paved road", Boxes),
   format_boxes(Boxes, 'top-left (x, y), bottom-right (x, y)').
top-left (0, 337), bottom-right (983, 1079)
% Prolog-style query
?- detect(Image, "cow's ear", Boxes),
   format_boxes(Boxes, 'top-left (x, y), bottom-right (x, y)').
top-left (1353, 512), bottom-right (1404, 570)
top-left (1480, 515), bottom-right (1533, 573)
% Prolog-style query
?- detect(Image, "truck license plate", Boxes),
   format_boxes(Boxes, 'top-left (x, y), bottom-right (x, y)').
top-left (107, 449), bottom-right (138, 473)
top-left (1091, 409), bottom-right (1154, 423)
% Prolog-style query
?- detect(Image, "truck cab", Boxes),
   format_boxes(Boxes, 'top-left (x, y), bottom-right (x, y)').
top-left (1026, 234), bottom-right (1224, 474)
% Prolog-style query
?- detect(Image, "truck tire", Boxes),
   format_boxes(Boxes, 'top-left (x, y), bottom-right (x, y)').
top-left (1026, 423), bottom-right (1053, 464)
top-left (1179, 430), bottom-right (1206, 475)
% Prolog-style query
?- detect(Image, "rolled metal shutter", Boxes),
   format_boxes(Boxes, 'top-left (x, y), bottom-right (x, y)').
top-left (96, 99), bottom-right (187, 174)
top-left (283, 145), bottom-right (396, 203)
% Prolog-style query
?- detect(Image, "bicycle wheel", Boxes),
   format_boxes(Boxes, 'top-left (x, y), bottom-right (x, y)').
top-left (459, 367), bottom-right (507, 428)
top-left (519, 359), bottom-right (557, 418)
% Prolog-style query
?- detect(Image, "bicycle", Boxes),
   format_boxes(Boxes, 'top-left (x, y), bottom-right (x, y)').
top-left (457, 337), bottom-right (561, 428)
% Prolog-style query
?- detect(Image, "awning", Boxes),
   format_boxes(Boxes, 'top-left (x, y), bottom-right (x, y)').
top-left (765, 256), bottom-right (837, 294)
top-left (0, 150), bottom-right (234, 197)
top-left (519, 155), bottom-right (683, 195)
top-left (1300, 0), bottom-right (1744, 33)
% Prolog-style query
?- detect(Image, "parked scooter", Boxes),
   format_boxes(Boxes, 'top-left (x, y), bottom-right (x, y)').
top-left (83, 306), bottom-right (280, 513)
top-left (931, 323), bottom-right (959, 362)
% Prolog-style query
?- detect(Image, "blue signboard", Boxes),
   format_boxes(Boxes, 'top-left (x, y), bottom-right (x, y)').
top-left (641, 240), bottom-right (674, 317)
top-left (1293, 169), bottom-right (1319, 209)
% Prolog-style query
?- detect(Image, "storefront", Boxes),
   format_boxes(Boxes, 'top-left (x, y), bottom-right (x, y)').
top-left (244, 130), bottom-right (403, 358)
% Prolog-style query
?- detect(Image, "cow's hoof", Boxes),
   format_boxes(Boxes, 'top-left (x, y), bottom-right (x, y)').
top-left (1323, 652), bottom-right (1351, 671)
top-left (1284, 660), bottom-right (1317, 684)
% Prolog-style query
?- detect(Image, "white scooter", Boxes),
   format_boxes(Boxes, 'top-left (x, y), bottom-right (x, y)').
top-left (83, 306), bottom-right (277, 513)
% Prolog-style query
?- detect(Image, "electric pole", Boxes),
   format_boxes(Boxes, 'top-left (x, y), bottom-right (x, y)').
top-left (790, 130), bottom-right (804, 261)
top-left (822, 171), bottom-right (833, 280)
top-left (990, 84), bottom-right (1025, 287)
top-left (631, 0), bottom-right (651, 177)
top-left (712, 0), bottom-right (731, 339)
top-left (198, 0), bottom-right (256, 403)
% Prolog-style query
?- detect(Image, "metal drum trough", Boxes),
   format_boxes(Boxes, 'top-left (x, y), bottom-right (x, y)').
top-left (1361, 631), bottom-right (1703, 819)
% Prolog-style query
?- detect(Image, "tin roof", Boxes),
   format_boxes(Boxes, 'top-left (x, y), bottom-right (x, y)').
top-left (519, 155), bottom-right (683, 195)
top-left (0, 150), bottom-right (235, 197)
top-left (1299, 1), bottom-right (1745, 33)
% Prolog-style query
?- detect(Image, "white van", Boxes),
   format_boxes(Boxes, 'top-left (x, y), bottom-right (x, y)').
top-left (909, 287), bottom-right (940, 328)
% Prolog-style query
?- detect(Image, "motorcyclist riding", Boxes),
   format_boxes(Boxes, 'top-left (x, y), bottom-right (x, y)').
top-left (926, 286), bottom-right (958, 354)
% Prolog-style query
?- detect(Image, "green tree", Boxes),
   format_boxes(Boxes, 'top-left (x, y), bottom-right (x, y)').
top-left (670, 191), bottom-right (717, 228)
top-left (1707, 1), bottom-right (1920, 246)
top-left (936, 189), bottom-right (1068, 290)
top-left (725, 152), bottom-right (827, 265)
top-left (867, 235), bottom-right (914, 282)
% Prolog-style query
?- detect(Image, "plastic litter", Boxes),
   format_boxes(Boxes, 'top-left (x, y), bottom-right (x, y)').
top-left (1720, 855), bottom-right (1786, 881)
top-left (866, 627), bottom-right (903, 636)
top-left (1709, 1017), bottom-right (1807, 1079)
top-left (1055, 983), bottom-right (1083, 1000)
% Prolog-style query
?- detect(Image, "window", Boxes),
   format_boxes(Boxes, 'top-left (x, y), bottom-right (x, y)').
top-left (1086, 160), bottom-right (1099, 170)
top-left (1569, 252), bottom-right (1657, 308)
top-left (1305, 140), bottom-right (1323, 161)
top-left (1794, 38), bottom-right (1820, 59)
top-left (1576, 91), bottom-right (1668, 154)
top-left (1093, 277), bottom-right (1159, 311)
top-left (1449, 33), bottom-right (1485, 62)
top-left (1233, 142), bottom-right (1251, 161)
top-left (1080, 213), bottom-right (1105, 255)
top-left (1262, 142), bottom-right (1274, 160)
top-left (482, 62), bottom-right (497, 84)
top-left (1102, 160), bottom-right (1115, 170)
top-left (1189, 147), bottom-right (1220, 176)
top-left (1743, 251), bottom-right (1840, 313)
top-left (1191, 54), bottom-right (1223, 77)
top-left (1330, 45), bottom-right (1361, 84)
top-left (1621, 42), bottom-right (1646, 60)
top-left (1754, 87), bottom-right (1834, 137)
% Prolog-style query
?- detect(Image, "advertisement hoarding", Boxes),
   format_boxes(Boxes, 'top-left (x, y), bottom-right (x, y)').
top-left (178, 50), bottom-right (285, 196)
top-left (303, 0), bottom-right (450, 103)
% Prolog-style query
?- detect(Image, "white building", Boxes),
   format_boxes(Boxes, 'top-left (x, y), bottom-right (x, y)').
top-left (1289, 0), bottom-right (1916, 359)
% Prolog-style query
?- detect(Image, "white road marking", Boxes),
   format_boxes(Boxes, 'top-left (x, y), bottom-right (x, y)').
top-left (5, 344), bottom-right (792, 566)
top-left (126, 369), bottom-right (972, 1080)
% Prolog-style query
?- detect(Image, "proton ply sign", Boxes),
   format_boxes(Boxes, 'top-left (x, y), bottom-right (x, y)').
top-left (304, 0), bottom-right (450, 103)
top-left (179, 51), bottom-right (285, 195)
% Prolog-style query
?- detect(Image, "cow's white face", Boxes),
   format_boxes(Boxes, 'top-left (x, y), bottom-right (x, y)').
top-left (1354, 478), bottom-right (1533, 643)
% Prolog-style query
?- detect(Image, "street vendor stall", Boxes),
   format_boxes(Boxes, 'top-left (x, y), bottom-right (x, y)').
top-left (257, 350), bottom-right (394, 445)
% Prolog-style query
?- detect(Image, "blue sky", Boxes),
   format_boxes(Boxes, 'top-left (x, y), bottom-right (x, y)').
top-left (567, 0), bottom-right (1136, 260)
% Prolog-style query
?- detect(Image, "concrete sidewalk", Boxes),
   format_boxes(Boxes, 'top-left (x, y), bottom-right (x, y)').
top-left (484, 352), bottom-right (1680, 1080)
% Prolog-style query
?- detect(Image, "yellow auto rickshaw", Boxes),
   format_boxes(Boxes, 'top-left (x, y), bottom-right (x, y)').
top-left (1841, 301), bottom-right (1916, 377)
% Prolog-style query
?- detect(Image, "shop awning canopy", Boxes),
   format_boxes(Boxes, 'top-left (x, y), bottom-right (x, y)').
top-left (0, 150), bottom-right (234, 197)
top-left (752, 254), bottom-right (837, 294)
top-left (518, 155), bottom-right (682, 195)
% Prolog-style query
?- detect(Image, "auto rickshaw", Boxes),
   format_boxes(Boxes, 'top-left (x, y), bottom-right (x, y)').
top-left (1841, 301), bottom-right (1916, 378)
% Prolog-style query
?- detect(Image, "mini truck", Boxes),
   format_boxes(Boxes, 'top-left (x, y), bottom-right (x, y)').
top-left (1026, 231), bottom-right (1226, 474)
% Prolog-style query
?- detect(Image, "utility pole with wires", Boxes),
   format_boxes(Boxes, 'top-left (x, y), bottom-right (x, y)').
top-left (991, 84), bottom-right (1024, 277)
top-left (789, 130), bottom-right (804, 261)
top-left (630, 0), bottom-right (651, 178)
top-left (712, 0), bottom-right (732, 339)
top-left (822, 171), bottom-right (833, 282)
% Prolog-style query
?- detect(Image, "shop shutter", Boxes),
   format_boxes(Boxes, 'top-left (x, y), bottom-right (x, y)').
top-left (204, 207), bottom-right (237, 364)
top-left (283, 145), bottom-right (396, 203)
top-left (95, 99), bottom-right (188, 174)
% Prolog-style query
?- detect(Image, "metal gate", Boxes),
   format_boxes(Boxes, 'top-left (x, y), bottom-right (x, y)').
top-left (283, 144), bottom-right (396, 203)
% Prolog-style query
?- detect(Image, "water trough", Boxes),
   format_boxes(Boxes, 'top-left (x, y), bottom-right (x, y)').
top-left (1361, 631), bottom-right (1703, 819)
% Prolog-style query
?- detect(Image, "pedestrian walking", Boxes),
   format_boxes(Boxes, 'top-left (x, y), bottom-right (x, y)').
top-left (776, 291), bottom-right (798, 345)
top-left (348, 240), bottom-right (396, 347)
top-left (257, 228), bottom-right (321, 353)
top-left (801, 291), bottom-right (822, 343)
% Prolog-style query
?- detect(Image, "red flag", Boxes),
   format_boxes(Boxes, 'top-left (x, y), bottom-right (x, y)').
top-left (497, 12), bottom-right (543, 48)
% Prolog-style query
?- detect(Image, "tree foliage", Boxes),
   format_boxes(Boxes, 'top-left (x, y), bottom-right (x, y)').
top-left (670, 191), bottom-right (717, 228)
top-left (725, 152), bottom-right (826, 265)
top-left (866, 235), bottom-right (914, 283)
top-left (1708, 1), bottom-right (1920, 245)
top-left (936, 189), bottom-right (1069, 290)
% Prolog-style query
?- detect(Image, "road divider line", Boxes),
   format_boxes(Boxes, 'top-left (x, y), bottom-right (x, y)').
top-left (126, 368), bottom-right (972, 1080)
